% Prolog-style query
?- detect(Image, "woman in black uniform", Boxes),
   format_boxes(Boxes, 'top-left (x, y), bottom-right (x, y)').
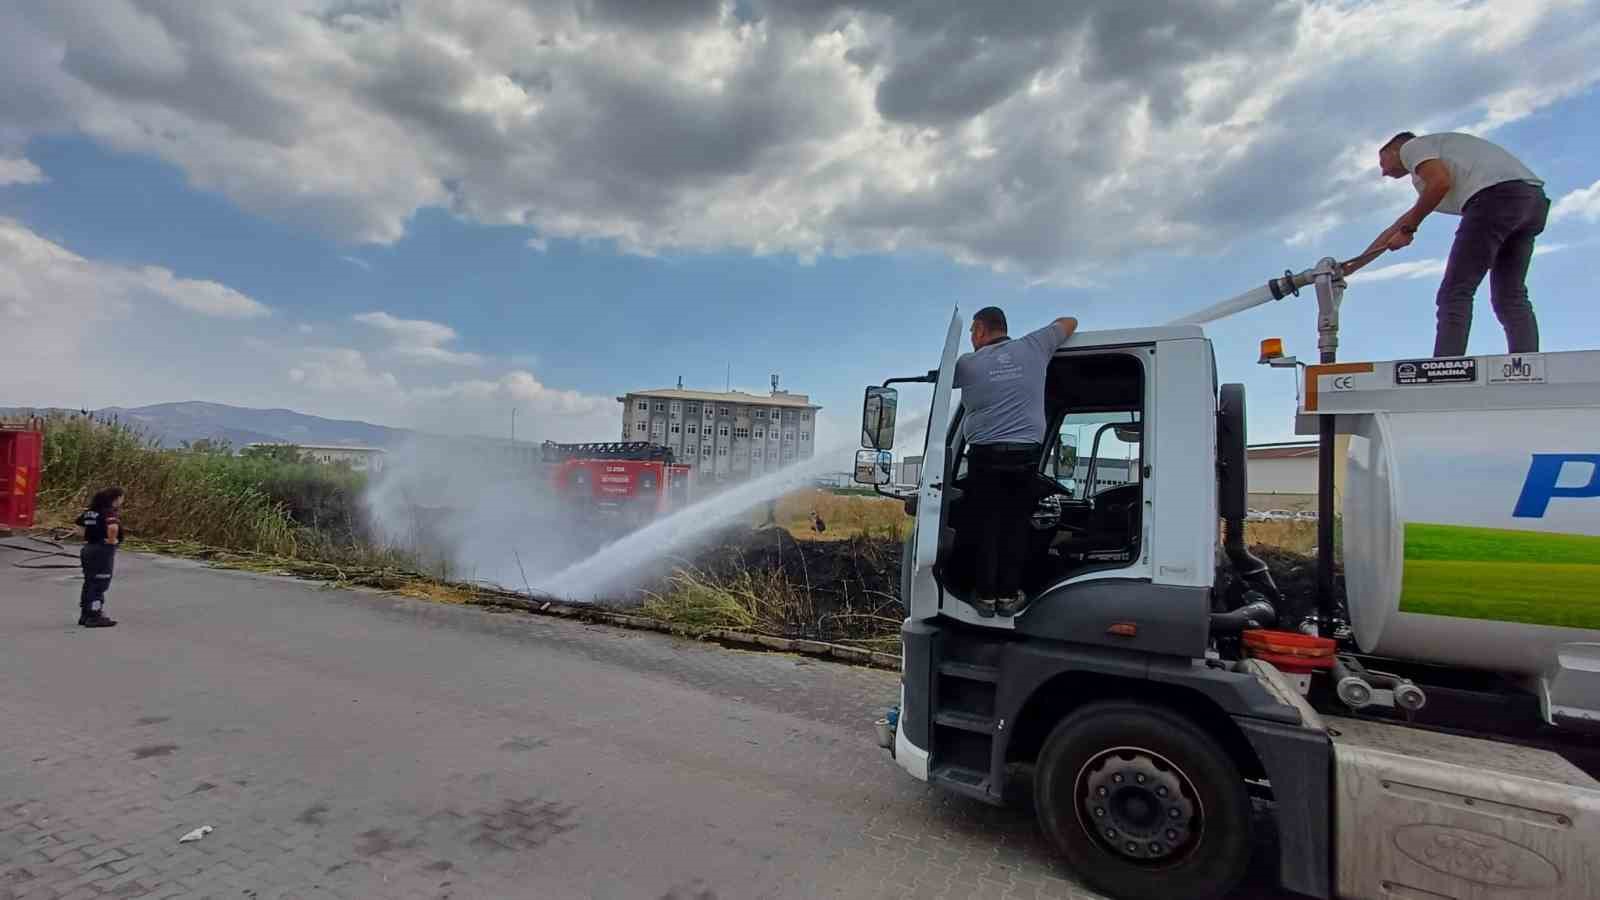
top-left (75, 486), bottom-right (125, 628)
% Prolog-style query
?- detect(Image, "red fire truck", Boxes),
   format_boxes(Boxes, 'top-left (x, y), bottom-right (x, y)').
top-left (540, 441), bottom-right (692, 525)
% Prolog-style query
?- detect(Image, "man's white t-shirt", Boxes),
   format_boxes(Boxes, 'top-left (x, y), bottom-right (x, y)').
top-left (1400, 133), bottom-right (1542, 216)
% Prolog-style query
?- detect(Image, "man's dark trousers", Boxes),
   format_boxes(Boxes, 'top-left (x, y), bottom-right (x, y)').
top-left (966, 442), bottom-right (1040, 601)
top-left (1434, 180), bottom-right (1549, 358)
top-left (80, 543), bottom-right (114, 619)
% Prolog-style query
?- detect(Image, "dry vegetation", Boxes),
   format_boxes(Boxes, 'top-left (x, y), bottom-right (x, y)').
top-left (754, 488), bottom-right (911, 541)
top-left (10, 418), bottom-right (1328, 654)
top-left (1244, 519), bottom-right (1319, 555)
top-left (643, 492), bottom-right (1329, 646)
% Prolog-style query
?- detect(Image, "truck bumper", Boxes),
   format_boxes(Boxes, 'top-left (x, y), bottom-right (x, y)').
top-left (893, 685), bottom-right (930, 781)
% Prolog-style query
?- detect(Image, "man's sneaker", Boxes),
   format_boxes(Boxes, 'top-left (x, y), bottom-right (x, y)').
top-left (969, 596), bottom-right (996, 618)
top-left (79, 614), bottom-right (117, 628)
top-left (996, 592), bottom-right (1030, 617)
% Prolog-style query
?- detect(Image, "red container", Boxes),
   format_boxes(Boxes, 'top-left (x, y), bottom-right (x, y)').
top-left (1242, 629), bottom-right (1338, 659)
top-left (0, 428), bottom-right (44, 529)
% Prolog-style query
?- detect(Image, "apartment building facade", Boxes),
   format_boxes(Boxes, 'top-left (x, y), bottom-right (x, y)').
top-left (617, 387), bottom-right (821, 482)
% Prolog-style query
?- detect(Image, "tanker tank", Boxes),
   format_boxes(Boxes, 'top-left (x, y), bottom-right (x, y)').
top-left (1299, 349), bottom-right (1600, 723)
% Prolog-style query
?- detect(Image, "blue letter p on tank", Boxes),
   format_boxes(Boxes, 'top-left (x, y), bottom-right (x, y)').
top-left (1513, 454), bottom-right (1600, 518)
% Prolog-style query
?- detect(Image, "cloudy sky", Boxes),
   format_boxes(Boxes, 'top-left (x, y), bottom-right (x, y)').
top-left (3, 0), bottom-right (1599, 450)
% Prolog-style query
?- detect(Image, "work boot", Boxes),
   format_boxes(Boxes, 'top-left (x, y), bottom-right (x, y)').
top-left (79, 613), bottom-right (117, 628)
top-left (995, 592), bottom-right (1030, 617)
top-left (968, 596), bottom-right (996, 618)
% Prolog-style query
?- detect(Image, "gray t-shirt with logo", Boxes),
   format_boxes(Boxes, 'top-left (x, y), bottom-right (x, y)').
top-left (954, 324), bottom-right (1067, 445)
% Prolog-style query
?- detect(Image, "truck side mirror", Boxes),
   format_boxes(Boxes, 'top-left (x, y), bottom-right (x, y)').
top-left (853, 449), bottom-right (893, 486)
top-left (861, 386), bottom-right (899, 450)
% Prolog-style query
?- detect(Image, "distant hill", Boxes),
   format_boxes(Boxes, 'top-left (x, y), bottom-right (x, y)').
top-left (0, 401), bottom-right (409, 450)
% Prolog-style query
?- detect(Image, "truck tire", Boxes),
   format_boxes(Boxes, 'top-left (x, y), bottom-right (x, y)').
top-left (1034, 701), bottom-right (1251, 900)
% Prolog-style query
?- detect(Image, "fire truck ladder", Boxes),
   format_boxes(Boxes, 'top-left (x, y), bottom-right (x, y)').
top-left (540, 441), bottom-right (677, 464)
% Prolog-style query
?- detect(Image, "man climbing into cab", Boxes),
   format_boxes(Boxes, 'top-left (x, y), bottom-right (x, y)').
top-left (954, 307), bottom-right (1078, 617)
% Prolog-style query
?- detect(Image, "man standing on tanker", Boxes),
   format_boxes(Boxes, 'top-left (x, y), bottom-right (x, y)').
top-left (1367, 131), bottom-right (1549, 358)
top-left (954, 307), bottom-right (1078, 618)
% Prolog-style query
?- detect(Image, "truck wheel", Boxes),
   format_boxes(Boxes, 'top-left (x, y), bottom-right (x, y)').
top-left (1034, 701), bottom-right (1250, 900)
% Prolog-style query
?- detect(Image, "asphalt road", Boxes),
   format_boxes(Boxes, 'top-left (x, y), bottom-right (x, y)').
top-left (2, 547), bottom-right (1293, 900)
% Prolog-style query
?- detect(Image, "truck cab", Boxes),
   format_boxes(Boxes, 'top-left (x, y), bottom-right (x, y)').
top-left (856, 313), bottom-right (1600, 900)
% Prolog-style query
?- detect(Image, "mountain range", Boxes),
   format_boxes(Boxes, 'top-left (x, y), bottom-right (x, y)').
top-left (0, 401), bottom-right (408, 450)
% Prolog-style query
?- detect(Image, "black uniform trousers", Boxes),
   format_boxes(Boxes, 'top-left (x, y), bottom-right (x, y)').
top-left (80, 542), bottom-right (115, 618)
top-left (965, 442), bottom-right (1042, 600)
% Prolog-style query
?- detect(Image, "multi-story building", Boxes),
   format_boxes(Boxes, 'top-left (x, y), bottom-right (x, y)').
top-left (617, 383), bottom-right (821, 483)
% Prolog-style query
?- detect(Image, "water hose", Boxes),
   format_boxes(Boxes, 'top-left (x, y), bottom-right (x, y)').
top-left (0, 536), bottom-right (82, 569)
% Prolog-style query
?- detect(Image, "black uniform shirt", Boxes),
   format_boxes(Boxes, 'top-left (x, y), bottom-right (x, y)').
top-left (77, 509), bottom-right (119, 544)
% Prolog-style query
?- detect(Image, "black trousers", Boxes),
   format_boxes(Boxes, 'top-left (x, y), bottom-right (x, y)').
top-left (966, 442), bottom-right (1041, 599)
top-left (1434, 180), bottom-right (1548, 358)
top-left (80, 543), bottom-right (115, 617)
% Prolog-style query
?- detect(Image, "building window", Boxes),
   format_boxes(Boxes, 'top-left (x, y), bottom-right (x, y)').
top-left (785, 430), bottom-right (795, 441)
top-left (670, 401), bottom-right (680, 413)
top-left (686, 404), bottom-right (697, 415)
top-left (801, 412), bottom-right (810, 422)
top-left (784, 448), bottom-right (795, 459)
top-left (702, 446), bottom-right (712, 457)
top-left (734, 427), bottom-right (749, 438)
top-left (718, 446), bottom-right (728, 456)
top-left (670, 423), bottom-right (681, 434)
top-left (772, 408), bottom-right (783, 419)
top-left (752, 449), bottom-right (762, 460)
top-left (636, 422), bottom-right (647, 433)
top-left (719, 425), bottom-right (730, 437)
top-left (718, 406), bottom-right (730, 416)
top-left (687, 424), bottom-right (698, 436)
top-left (800, 432), bottom-right (809, 442)
top-left (651, 401), bottom-right (663, 411)
top-left (704, 407), bottom-right (714, 420)
top-left (754, 409), bottom-right (766, 419)
top-left (753, 428), bottom-right (764, 440)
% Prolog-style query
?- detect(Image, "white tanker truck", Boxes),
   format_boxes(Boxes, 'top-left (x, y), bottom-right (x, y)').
top-left (854, 256), bottom-right (1599, 900)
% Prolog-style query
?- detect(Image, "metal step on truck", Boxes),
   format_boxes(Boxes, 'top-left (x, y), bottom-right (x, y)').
top-left (852, 256), bottom-right (1600, 900)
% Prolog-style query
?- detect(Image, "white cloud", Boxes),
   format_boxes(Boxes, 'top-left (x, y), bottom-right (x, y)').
top-left (1353, 240), bottom-right (1570, 283)
top-left (354, 310), bottom-right (485, 366)
top-left (288, 347), bottom-right (400, 393)
top-left (3, 1), bottom-right (1595, 279)
top-left (0, 217), bottom-right (268, 319)
top-left (1552, 178), bottom-right (1600, 224)
top-left (0, 156), bottom-right (46, 185)
top-left (0, 218), bottom-right (270, 410)
top-left (279, 346), bottom-right (613, 442)
top-left (1, 220), bottom-right (611, 444)
top-left (1352, 258), bottom-right (1448, 282)
top-left (136, 264), bottom-right (271, 318)
top-left (339, 255), bottom-right (373, 270)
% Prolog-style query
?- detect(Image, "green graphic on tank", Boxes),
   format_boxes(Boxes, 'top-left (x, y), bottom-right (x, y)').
top-left (1399, 523), bottom-right (1600, 629)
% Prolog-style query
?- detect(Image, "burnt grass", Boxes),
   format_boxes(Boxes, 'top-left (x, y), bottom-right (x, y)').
top-left (614, 524), bottom-right (905, 645)
top-left (620, 526), bottom-right (1336, 645)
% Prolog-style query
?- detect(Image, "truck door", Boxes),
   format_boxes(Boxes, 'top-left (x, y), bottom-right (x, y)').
top-left (909, 310), bottom-right (965, 621)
